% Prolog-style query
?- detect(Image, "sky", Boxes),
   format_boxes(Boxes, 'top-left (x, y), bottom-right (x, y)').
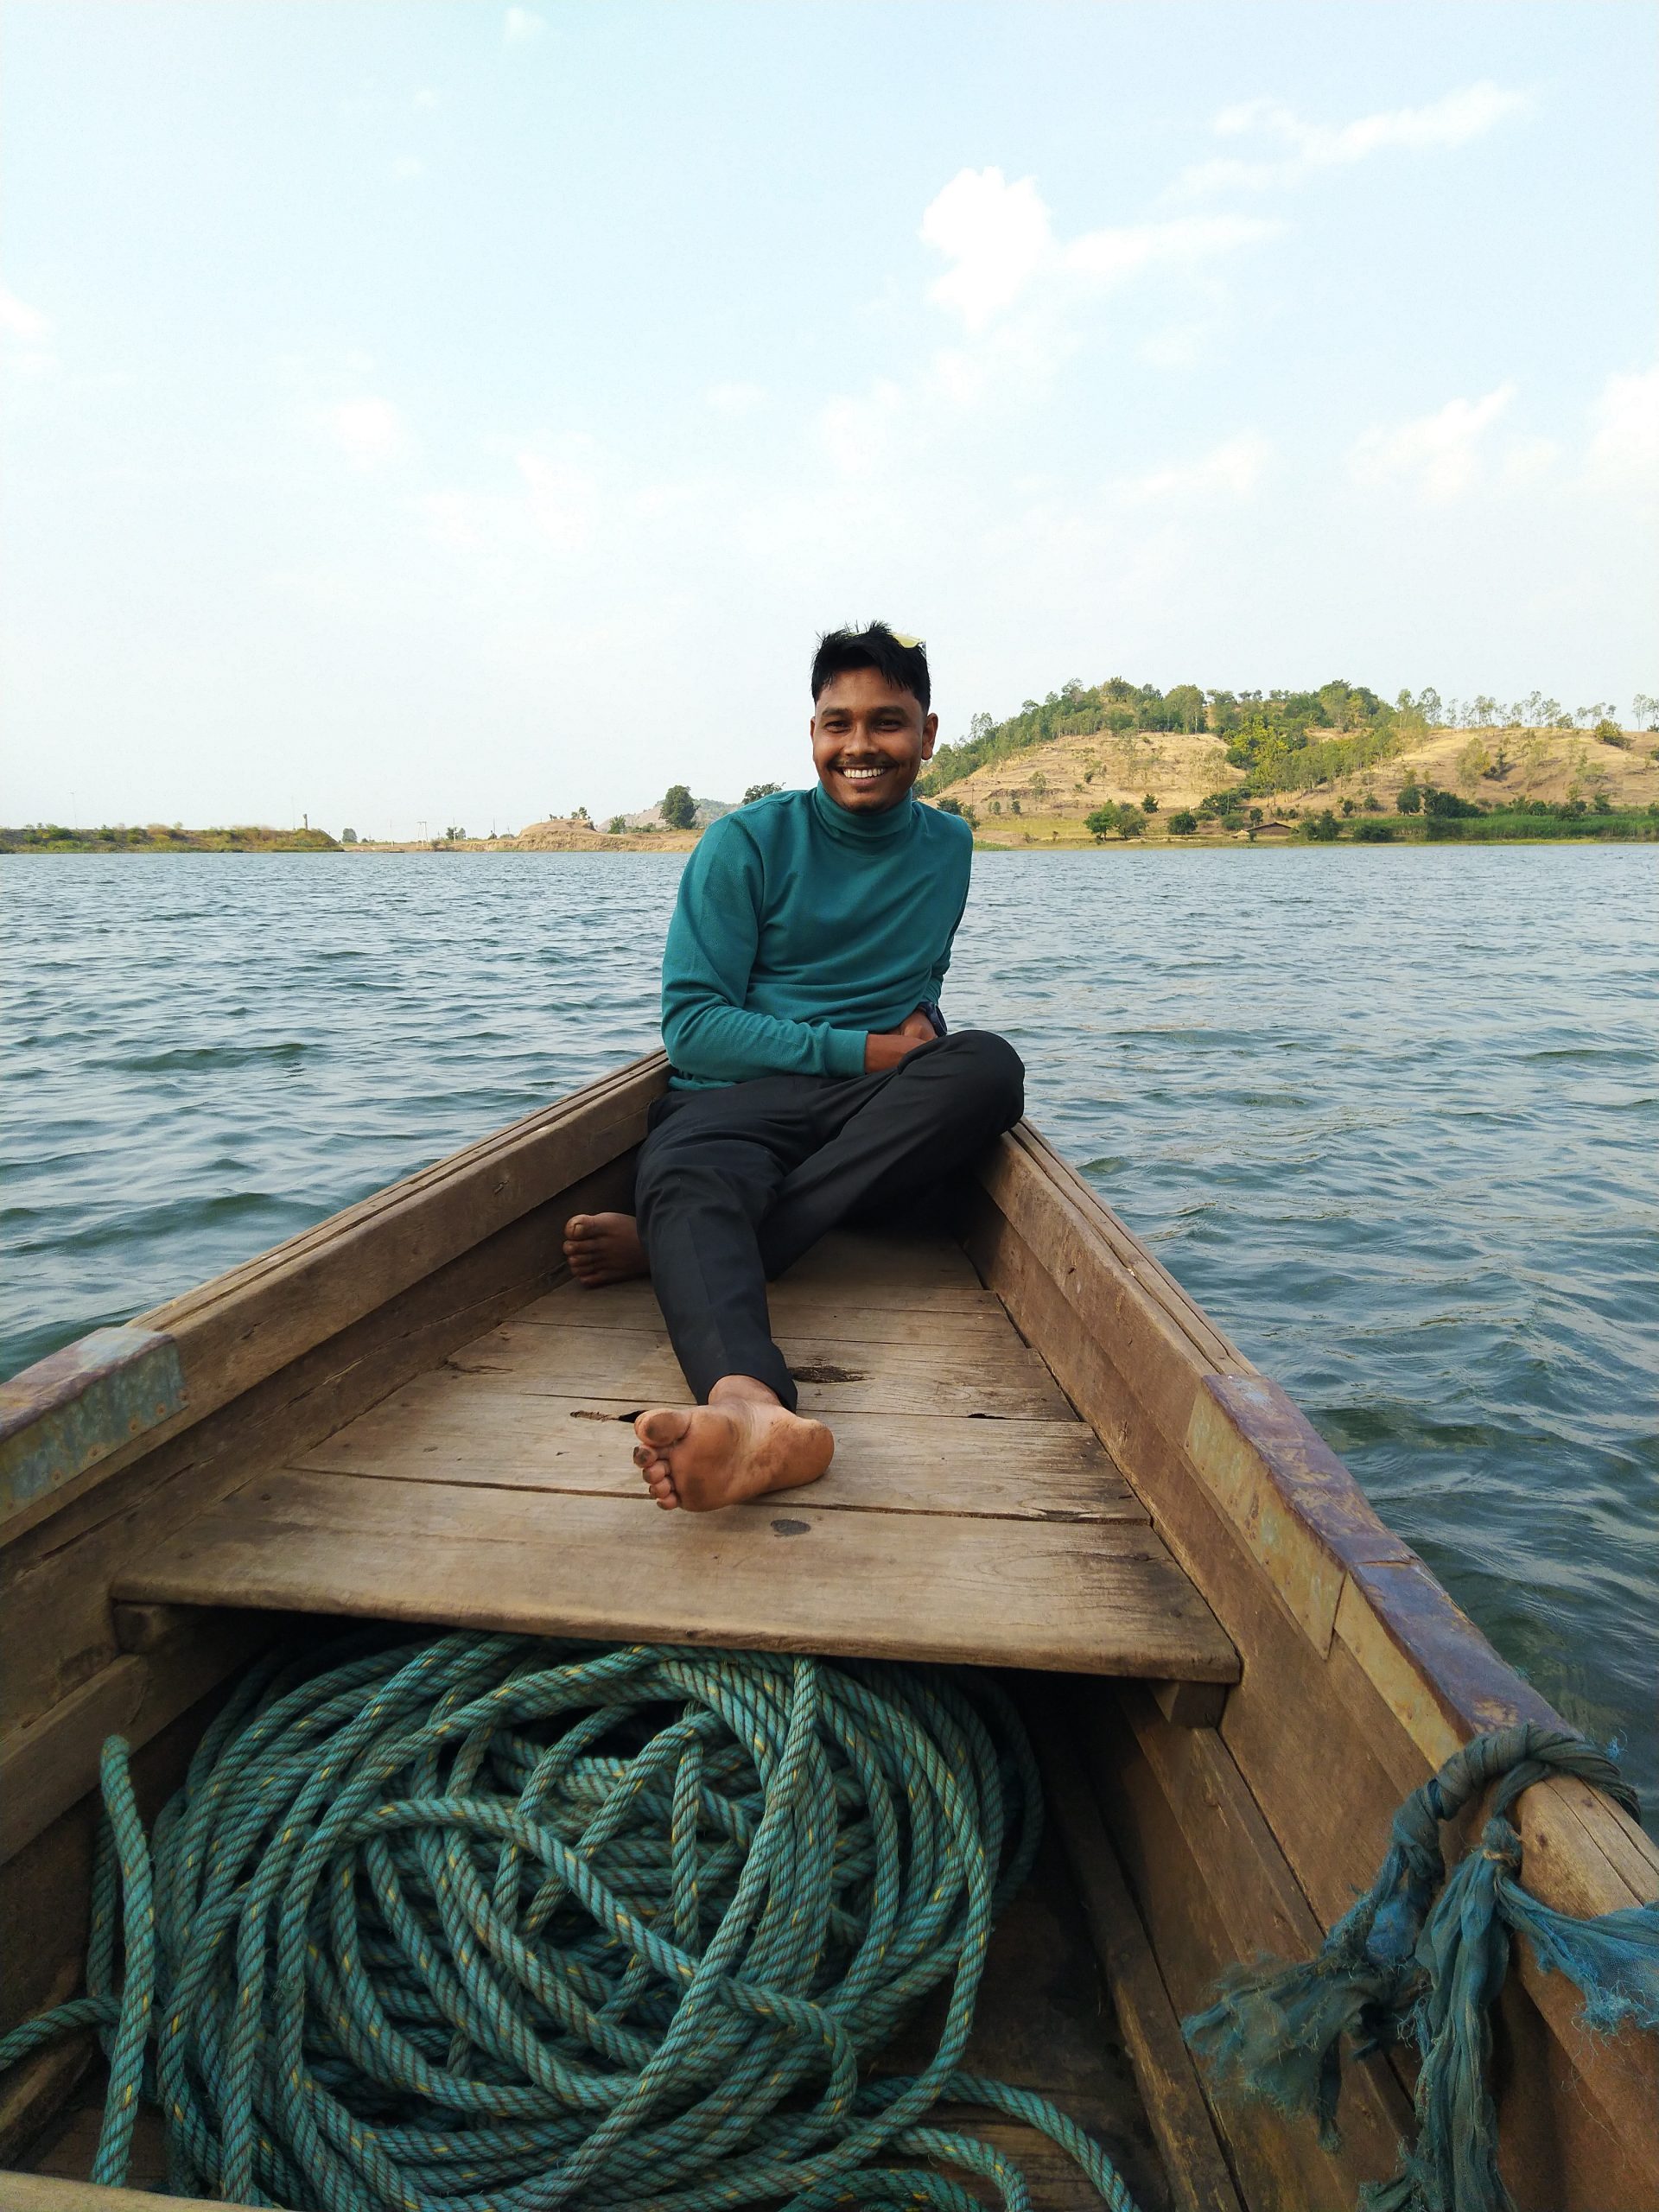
top-left (3, 0), bottom-right (1656, 837)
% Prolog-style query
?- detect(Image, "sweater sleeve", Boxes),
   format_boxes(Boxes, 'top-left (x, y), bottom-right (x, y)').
top-left (923, 815), bottom-right (973, 1001)
top-left (660, 820), bottom-right (868, 1082)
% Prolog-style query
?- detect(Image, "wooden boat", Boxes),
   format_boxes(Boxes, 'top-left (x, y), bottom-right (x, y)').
top-left (2, 1052), bottom-right (1655, 2212)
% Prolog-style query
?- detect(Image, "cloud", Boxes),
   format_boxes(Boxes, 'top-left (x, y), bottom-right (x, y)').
top-left (0, 285), bottom-right (55, 375)
top-left (416, 437), bottom-right (606, 561)
top-left (706, 380), bottom-right (767, 417)
top-left (1348, 382), bottom-right (1516, 503)
top-left (517, 440), bottom-right (601, 551)
top-left (921, 169), bottom-right (1052, 330)
top-left (1175, 79), bottom-right (1529, 195)
top-left (391, 156), bottom-right (425, 182)
top-left (920, 167), bottom-right (1277, 333)
top-left (818, 379), bottom-right (904, 478)
top-left (324, 396), bottom-right (408, 468)
top-left (1116, 432), bottom-right (1271, 505)
top-left (1498, 435), bottom-right (1559, 487)
top-left (412, 88), bottom-right (439, 111)
top-left (0, 287), bottom-right (51, 343)
top-left (503, 8), bottom-right (546, 42)
top-left (1587, 365), bottom-right (1659, 486)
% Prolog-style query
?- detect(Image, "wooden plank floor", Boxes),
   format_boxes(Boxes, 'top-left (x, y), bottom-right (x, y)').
top-left (117, 1230), bottom-right (1238, 1682)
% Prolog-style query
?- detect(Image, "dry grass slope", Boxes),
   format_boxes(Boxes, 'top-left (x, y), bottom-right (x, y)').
top-left (938, 725), bottom-right (1658, 846)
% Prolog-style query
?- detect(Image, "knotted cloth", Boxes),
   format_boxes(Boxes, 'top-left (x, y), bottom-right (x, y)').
top-left (1182, 1720), bottom-right (1659, 2212)
top-left (0, 1630), bottom-right (1141, 2212)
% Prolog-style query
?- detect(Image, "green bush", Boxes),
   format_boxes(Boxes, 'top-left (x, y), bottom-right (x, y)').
top-left (1422, 785), bottom-right (1483, 818)
top-left (1084, 804), bottom-right (1145, 842)
top-left (1354, 819), bottom-right (1394, 842)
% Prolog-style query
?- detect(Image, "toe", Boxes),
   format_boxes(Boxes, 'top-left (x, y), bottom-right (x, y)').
top-left (636, 1407), bottom-right (692, 1449)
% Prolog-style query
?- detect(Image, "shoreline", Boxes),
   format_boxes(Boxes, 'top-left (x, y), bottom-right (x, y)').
top-left (5, 831), bottom-right (1656, 856)
top-left (3, 836), bottom-right (1659, 854)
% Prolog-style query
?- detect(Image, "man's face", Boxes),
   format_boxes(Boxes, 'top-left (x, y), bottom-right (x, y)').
top-left (810, 667), bottom-right (939, 814)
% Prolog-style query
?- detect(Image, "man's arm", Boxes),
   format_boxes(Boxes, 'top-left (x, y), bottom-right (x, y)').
top-left (661, 820), bottom-right (872, 1082)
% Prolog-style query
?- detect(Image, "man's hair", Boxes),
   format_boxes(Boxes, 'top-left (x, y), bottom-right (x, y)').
top-left (810, 622), bottom-right (931, 713)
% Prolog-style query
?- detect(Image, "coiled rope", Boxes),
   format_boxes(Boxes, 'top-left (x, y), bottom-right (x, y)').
top-left (0, 1630), bottom-right (1141, 2212)
top-left (1183, 1721), bottom-right (1659, 2212)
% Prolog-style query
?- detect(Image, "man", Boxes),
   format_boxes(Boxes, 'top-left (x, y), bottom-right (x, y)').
top-left (563, 623), bottom-right (1024, 1511)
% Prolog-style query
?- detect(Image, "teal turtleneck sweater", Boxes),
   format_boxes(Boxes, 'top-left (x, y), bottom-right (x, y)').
top-left (660, 784), bottom-right (974, 1088)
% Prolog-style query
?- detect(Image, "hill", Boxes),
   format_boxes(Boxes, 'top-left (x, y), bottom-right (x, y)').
top-left (506, 814), bottom-right (698, 852)
top-left (928, 718), bottom-right (1657, 847)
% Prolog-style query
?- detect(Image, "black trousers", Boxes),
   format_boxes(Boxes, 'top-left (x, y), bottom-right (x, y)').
top-left (633, 1030), bottom-right (1025, 1409)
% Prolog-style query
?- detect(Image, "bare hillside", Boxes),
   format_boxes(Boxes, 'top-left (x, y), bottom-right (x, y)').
top-left (939, 724), bottom-right (1657, 845)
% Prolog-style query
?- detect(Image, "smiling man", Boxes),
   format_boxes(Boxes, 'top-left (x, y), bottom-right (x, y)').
top-left (563, 622), bottom-right (1024, 1510)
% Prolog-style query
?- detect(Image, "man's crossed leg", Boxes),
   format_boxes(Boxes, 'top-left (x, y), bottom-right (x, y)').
top-left (563, 1029), bottom-right (1024, 1510)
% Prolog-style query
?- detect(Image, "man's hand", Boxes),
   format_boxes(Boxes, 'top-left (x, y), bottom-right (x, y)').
top-left (864, 1008), bottom-right (937, 1073)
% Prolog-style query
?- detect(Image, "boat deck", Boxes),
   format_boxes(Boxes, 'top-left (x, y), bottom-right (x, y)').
top-left (115, 1229), bottom-right (1237, 1683)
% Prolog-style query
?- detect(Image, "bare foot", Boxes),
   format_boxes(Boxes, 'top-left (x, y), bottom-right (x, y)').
top-left (563, 1211), bottom-right (648, 1287)
top-left (632, 1381), bottom-right (834, 1512)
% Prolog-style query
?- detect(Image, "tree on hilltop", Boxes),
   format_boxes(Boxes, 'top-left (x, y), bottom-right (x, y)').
top-left (660, 785), bottom-right (696, 831)
top-left (1166, 683), bottom-right (1206, 733)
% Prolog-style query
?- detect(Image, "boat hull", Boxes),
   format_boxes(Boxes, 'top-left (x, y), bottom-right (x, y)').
top-left (2, 1055), bottom-right (1654, 2209)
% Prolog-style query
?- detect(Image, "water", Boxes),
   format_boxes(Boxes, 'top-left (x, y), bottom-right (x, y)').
top-left (5, 849), bottom-right (1656, 1822)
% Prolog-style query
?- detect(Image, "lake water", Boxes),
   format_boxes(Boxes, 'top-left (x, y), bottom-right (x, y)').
top-left (5, 848), bottom-right (1656, 1823)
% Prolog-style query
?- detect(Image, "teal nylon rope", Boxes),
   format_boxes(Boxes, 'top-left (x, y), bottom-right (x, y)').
top-left (0, 1630), bottom-right (1141, 2212)
top-left (1183, 1721), bottom-right (1659, 2212)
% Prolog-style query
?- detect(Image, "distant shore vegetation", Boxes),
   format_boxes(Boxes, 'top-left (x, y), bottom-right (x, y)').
top-left (1148, 788), bottom-right (1659, 846)
top-left (1, 822), bottom-right (340, 854)
top-left (921, 679), bottom-right (1659, 806)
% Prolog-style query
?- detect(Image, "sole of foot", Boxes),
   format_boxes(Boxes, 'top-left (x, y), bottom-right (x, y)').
top-left (632, 1401), bottom-right (834, 1512)
top-left (563, 1211), bottom-right (648, 1287)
